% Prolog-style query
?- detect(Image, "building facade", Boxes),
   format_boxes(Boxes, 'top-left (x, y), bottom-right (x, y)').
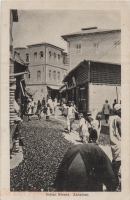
top-left (63, 60), bottom-right (121, 118)
top-left (10, 10), bottom-right (29, 154)
top-left (61, 27), bottom-right (121, 71)
top-left (15, 43), bottom-right (68, 102)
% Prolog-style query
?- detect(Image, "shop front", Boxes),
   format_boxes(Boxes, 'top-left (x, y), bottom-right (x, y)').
top-left (63, 60), bottom-right (121, 117)
top-left (47, 85), bottom-right (61, 102)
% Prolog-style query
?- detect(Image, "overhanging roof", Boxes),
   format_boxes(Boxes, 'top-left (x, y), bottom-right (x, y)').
top-left (63, 60), bottom-right (121, 82)
top-left (27, 42), bottom-right (64, 51)
top-left (61, 29), bottom-right (121, 41)
top-left (10, 71), bottom-right (29, 77)
top-left (25, 87), bottom-right (36, 96)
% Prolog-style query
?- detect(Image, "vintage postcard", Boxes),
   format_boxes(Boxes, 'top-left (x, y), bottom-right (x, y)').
top-left (1, 1), bottom-right (130, 200)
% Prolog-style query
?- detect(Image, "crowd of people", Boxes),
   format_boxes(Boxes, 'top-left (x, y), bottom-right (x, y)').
top-left (24, 95), bottom-right (57, 122)
top-left (60, 99), bottom-right (121, 191)
top-left (17, 96), bottom-right (121, 192)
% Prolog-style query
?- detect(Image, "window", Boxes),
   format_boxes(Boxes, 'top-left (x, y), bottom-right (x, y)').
top-left (58, 71), bottom-right (60, 82)
top-left (76, 44), bottom-right (82, 54)
top-left (58, 54), bottom-right (61, 63)
top-left (49, 70), bottom-right (51, 81)
top-left (53, 71), bottom-right (56, 81)
top-left (63, 56), bottom-right (65, 64)
top-left (49, 51), bottom-right (51, 61)
top-left (34, 52), bottom-right (37, 62)
top-left (54, 53), bottom-right (56, 62)
top-left (26, 54), bottom-right (29, 62)
top-left (37, 70), bottom-right (41, 82)
top-left (93, 43), bottom-right (99, 54)
top-left (40, 51), bottom-right (44, 60)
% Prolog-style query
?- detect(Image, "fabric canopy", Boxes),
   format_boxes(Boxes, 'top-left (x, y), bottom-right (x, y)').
top-left (47, 85), bottom-right (61, 90)
top-left (25, 87), bottom-right (36, 96)
top-left (54, 143), bottom-right (117, 191)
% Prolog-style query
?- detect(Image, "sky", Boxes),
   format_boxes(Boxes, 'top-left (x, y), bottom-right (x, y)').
top-left (13, 10), bottom-right (121, 52)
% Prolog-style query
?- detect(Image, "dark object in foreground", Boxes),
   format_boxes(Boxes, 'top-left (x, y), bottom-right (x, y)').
top-left (54, 143), bottom-right (117, 191)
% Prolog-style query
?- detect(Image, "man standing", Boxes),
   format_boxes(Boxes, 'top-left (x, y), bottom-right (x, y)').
top-left (102, 100), bottom-right (111, 123)
top-left (67, 101), bottom-right (78, 133)
top-left (113, 99), bottom-right (117, 111)
top-left (109, 104), bottom-right (121, 191)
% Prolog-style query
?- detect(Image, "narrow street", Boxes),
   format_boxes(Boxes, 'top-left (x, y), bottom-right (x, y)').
top-left (10, 106), bottom-right (112, 192)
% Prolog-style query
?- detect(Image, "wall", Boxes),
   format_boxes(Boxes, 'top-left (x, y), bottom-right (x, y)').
top-left (26, 46), bottom-right (46, 66)
top-left (27, 65), bottom-right (44, 84)
top-left (28, 85), bottom-right (45, 103)
top-left (15, 45), bottom-right (68, 100)
top-left (67, 31), bottom-right (121, 70)
top-left (46, 65), bottom-right (67, 85)
top-left (89, 83), bottom-right (121, 117)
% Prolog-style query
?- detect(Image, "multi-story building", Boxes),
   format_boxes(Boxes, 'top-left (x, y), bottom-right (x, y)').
top-left (14, 43), bottom-right (68, 102)
top-left (61, 27), bottom-right (121, 70)
top-left (10, 10), bottom-right (29, 154)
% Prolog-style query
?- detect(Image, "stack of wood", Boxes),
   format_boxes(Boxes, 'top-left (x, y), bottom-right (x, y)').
top-left (10, 60), bottom-right (18, 152)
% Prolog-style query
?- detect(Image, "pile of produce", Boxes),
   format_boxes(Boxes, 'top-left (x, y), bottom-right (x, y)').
top-left (10, 118), bottom-right (72, 191)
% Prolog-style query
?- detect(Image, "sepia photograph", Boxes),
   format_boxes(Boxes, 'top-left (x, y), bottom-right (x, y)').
top-left (8, 9), bottom-right (122, 192)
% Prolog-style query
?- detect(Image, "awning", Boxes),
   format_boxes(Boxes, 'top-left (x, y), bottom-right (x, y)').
top-left (10, 71), bottom-right (29, 77)
top-left (59, 85), bottom-right (67, 93)
top-left (25, 87), bottom-right (36, 96)
top-left (47, 85), bottom-right (61, 90)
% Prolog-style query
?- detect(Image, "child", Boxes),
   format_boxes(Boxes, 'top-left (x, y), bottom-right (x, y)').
top-left (78, 113), bottom-right (89, 143)
top-left (89, 129), bottom-right (98, 143)
top-left (46, 103), bottom-right (50, 121)
top-left (87, 115), bottom-right (101, 143)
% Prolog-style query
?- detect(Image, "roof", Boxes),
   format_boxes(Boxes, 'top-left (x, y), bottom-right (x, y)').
top-left (61, 28), bottom-right (121, 41)
top-left (10, 71), bottom-right (29, 77)
top-left (14, 51), bottom-right (29, 66)
top-left (14, 47), bottom-right (26, 50)
top-left (25, 87), bottom-right (36, 96)
top-left (63, 59), bottom-right (121, 82)
top-left (11, 10), bottom-right (18, 22)
top-left (27, 42), bottom-right (64, 51)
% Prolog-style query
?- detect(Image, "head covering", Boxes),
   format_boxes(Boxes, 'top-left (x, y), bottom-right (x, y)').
top-left (54, 144), bottom-right (117, 191)
top-left (87, 111), bottom-right (92, 116)
top-left (78, 113), bottom-right (83, 117)
top-left (114, 104), bottom-right (121, 111)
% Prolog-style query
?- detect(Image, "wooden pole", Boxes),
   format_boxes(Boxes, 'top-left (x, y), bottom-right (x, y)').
top-left (116, 85), bottom-right (118, 103)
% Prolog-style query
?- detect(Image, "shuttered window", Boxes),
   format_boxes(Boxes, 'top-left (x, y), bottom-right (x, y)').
top-left (90, 64), bottom-right (121, 85)
top-left (77, 64), bottom-right (89, 85)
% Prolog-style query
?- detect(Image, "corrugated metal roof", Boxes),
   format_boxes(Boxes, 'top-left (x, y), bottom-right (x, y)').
top-left (61, 29), bottom-right (121, 40)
